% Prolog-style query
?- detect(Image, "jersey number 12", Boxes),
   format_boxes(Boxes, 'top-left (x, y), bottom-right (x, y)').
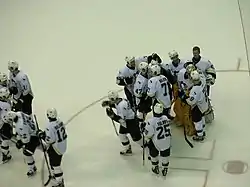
top-left (57, 126), bottom-right (67, 143)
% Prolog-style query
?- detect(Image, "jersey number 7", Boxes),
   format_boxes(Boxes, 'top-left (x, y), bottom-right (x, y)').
top-left (156, 124), bottom-right (171, 140)
top-left (161, 83), bottom-right (168, 96)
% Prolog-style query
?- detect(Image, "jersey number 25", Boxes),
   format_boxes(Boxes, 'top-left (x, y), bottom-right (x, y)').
top-left (156, 124), bottom-right (171, 140)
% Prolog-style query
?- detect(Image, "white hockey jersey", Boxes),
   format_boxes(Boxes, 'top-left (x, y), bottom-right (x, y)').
top-left (147, 75), bottom-right (171, 108)
top-left (193, 57), bottom-right (214, 76)
top-left (167, 59), bottom-right (186, 75)
top-left (186, 80), bottom-right (208, 113)
top-left (133, 73), bottom-right (148, 105)
top-left (0, 100), bottom-right (11, 128)
top-left (116, 66), bottom-right (137, 93)
top-left (14, 112), bottom-right (37, 144)
top-left (177, 68), bottom-right (193, 91)
top-left (115, 99), bottom-right (135, 120)
top-left (45, 119), bottom-right (67, 155)
top-left (145, 115), bottom-right (171, 151)
top-left (9, 71), bottom-right (33, 100)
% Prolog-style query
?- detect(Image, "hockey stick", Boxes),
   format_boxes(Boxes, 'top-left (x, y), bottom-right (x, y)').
top-left (111, 119), bottom-right (118, 136)
top-left (183, 125), bottom-right (194, 148)
top-left (142, 132), bottom-right (145, 166)
top-left (33, 115), bottom-right (53, 187)
top-left (0, 133), bottom-right (34, 155)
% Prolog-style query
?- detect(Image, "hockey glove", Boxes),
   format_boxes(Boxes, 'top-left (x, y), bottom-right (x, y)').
top-left (37, 130), bottom-right (46, 140)
top-left (106, 108), bottom-right (115, 118)
top-left (101, 100), bottom-right (110, 107)
top-left (16, 140), bottom-right (23, 149)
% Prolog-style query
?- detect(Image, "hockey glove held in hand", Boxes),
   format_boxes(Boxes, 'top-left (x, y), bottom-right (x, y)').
top-left (106, 108), bottom-right (115, 118)
top-left (16, 140), bottom-right (23, 149)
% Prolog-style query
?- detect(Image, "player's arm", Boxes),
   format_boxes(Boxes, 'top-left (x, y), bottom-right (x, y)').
top-left (144, 121), bottom-right (154, 140)
top-left (147, 79), bottom-right (156, 98)
top-left (116, 69), bottom-right (134, 86)
top-left (205, 60), bottom-right (216, 85)
top-left (45, 127), bottom-right (56, 144)
top-left (186, 90), bottom-right (198, 106)
top-left (20, 74), bottom-right (32, 96)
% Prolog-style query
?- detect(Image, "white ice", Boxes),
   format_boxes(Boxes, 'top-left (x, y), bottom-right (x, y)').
top-left (0, 0), bottom-right (250, 186)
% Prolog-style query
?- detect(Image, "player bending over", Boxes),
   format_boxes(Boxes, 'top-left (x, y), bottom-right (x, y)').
top-left (4, 111), bottom-right (40, 176)
top-left (38, 108), bottom-right (67, 187)
top-left (179, 70), bottom-right (208, 141)
top-left (102, 91), bottom-right (144, 155)
top-left (142, 103), bottom-right (171, 176)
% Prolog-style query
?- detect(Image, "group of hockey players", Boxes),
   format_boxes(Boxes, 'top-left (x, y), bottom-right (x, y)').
top-left (0, 61), bottom-right (67, 187)
top-left (101, 46), bottom-right (216, 176)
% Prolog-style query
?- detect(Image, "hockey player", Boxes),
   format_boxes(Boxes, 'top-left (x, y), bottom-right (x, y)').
top-left (179, 70), bottom-right (208, 141)
top-left (4, 111), bottom-right (40, 176)
top-left (192, 46), bottom-right (216, 95)
top-left (167, 50), bottom-right (186, 76)
top-left (116, 57), bottom-right (138, 109)
top-left (0, 72), bottom-right (8, 89)
top-left (38, 108), bottom-right (67, 187)
top-left (142, 103), bottom-right (171, 176)
top-left (0, 87), bottom-right (12, 163)
top-left (101, 91), bottom-right (143, 155)
top-left (133, 62), bottom-right (152, 122)
top-left (147, 64), bottom-right (173, 120)
top-left (8, 61), bottom-right (34, 115)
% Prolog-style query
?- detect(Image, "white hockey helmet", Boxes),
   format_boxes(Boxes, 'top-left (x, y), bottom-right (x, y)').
top-left (153, 103), bottom-right (164, 114)
top-left (108, 91), bottom-right (119, 102)
top-left (47, 108), bottom-right (58, 119)
top-left (3, 111), bottom-right (17, 123)
top-left (186, 64), bottom-right (196, 74)
top-left (150, 60), bottom-right (159, 66)
top-left (138, 62), bottom-right (148, 74)
top-left (0, 87), bottom-right (10, 100)
top-left (125, 56), bottom-right (135, 67)
top-left (168, 50), bottom-right (179, 59)
top-left (8, 61), bottom-right (19, 72)
top-left (149, 64), bottom-right (161, 76)
top-left (0, 72), bottom-right (8, 84)
top-left (190, 70), bottom-right (200, 82)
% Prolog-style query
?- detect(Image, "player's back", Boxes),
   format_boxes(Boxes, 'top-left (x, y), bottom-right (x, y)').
top-left (149, 115), bottom-right (171, 151)
top-left (134, 73), bottom-right (148, 98)
top-left (190, 85), bottom-right (208, 113)
top-left (148, 75), bottom-right (171, 108)
top-left (47, 120), bottom-right (67, 155)
top-left (115, 99), bottom-right (135, 120)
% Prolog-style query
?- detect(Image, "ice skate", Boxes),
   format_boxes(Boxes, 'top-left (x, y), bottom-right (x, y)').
top-left (192, 135), bottom-right (204, 142)
top-left (120, 145), bottom-right (132, 155)
top-left (152, 165), bottom-right (159, 175)
top-left (2, 153), bottom-right (11, 164)
top-left (162, 168), bottom-right (168, 176)
top-left (27, 166), bottom-right (37, 177)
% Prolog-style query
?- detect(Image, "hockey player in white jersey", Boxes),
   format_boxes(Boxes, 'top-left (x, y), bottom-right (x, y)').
top-left (116, 57), bottom-right (138, 109)
top-left (142, 103), bottom-right (171, 176)
top-left (147, 64), bottom-right (173, 120)
top-left (133, 62), bottom-right (152, 122)
top-left (0, 72), bottom-right (8, 89)
top-left (38, 108), bottom-right (67, 187)
top-left (102, 91), bottom-right (143, 155)
top-left (8, 61), bottom-right (34, 115)
top-left (167, 50), bottom-right (186, 76)
top-left (192, 46), bottom-right (216, 95)
top-left (0, 87), bottom-right (12, 163)
top-left (4, 111), bottom-right (40, 176)
top-left (179, 70), bottom-right (208, 141)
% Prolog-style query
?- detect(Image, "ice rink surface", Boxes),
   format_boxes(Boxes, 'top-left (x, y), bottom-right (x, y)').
top-left (0, 0), bottom-right (250, 186)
